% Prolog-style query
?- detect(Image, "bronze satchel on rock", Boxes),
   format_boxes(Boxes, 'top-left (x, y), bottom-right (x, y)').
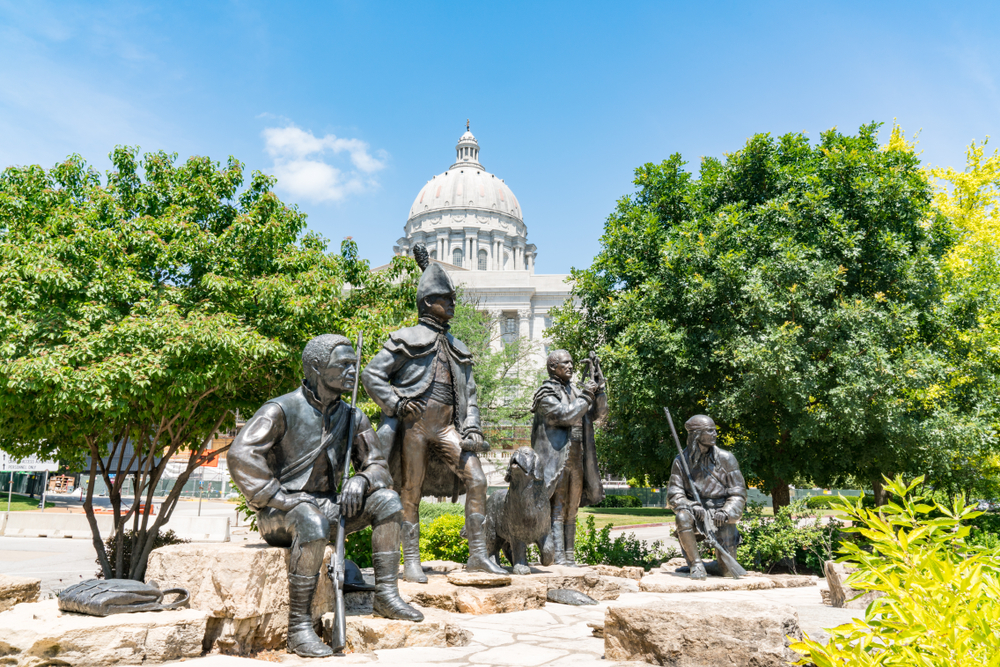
top-left (58, 579), bottom-right (189, 616)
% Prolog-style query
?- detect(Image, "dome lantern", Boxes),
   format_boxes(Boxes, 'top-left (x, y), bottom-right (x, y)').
top-left (454, 120), bottom-right (481, 168)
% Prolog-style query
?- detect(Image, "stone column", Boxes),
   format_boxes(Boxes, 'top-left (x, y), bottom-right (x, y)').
top-left (494, 237), bottom-right (502, 271)
top-left (472, 235), bottom-right (480, 270)
top-left (517, 308), bottom-right (532, 340)
top-left (487, 307), bottom-right (504, 351)
top-left (527, 251), bottom-right (535, 274)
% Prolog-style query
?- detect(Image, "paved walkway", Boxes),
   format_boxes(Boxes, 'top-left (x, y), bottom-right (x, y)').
top-left (165, 584), bottom-right (861, 666)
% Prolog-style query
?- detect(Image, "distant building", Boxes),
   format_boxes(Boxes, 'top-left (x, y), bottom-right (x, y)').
top-left (393, 127), bottom-right (573, 363)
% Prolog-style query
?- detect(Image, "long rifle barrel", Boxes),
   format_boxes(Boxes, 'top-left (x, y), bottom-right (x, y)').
top-left (330, 331), bottom-right (364, 653)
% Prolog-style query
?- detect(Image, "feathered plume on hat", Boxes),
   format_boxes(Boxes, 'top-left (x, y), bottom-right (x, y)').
top-left (413, 243), bottom-right (455, 310)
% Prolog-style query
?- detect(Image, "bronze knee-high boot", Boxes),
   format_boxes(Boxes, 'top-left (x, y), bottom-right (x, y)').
top-left (465, 513), bottom-right (508, 575)
top-left (372, 551), bottom-right (424, 621)
top-left (401, 521), bottom-right (428, 583)
top-left (287, 574), bottom-right (333, 657)
top-left (563, 520), bottom-right (579, 566)
top-left (677, 529), bottom-right (706, 580)
top-left (551, 518), bottom-right (566, 565)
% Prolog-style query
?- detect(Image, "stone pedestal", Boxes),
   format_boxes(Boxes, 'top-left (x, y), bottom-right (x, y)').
top-left (399, 574), bottom-right (546, 614)
top-left (322, 608), bottom-right (471, 653)
top-left (0, 600), bottom-right (207, 666)
top-left (145, 542), bottom-right (370, 653)
top-left (604, 599), bottom-right (803, 666)
top-left (0, 575), bottom-right (40, 613)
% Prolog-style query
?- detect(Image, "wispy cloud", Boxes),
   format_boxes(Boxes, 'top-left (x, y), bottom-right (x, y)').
top-left (262, 125), bottom-right (388, 203)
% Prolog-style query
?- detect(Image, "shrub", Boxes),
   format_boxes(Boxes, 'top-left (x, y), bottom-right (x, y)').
top-left (98, 529), bottom-right (188, 579)
top-left (805, 493), bottom-right (876, 510)
top-left (419, 514), bottom-right (469, 562)
top-left (344, 526), bottom-right (373, 568)
top-left (594, 494), bottom-right (643, 509)
top-left (736, 501), bottom-right (847, 575)
top-left (790, 475), bottom-right (1000, 666)
top-left (575, 515), bottom-right (678, 568)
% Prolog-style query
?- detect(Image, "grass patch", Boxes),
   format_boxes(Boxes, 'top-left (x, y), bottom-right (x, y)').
top-left (1, 495), bottom-right (54, 511)
top-left (579, 506), bottom-right (675, 530)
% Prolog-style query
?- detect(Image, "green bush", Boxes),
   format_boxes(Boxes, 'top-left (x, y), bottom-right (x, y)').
top-left (344, 526), bottom-right (373, 568)
top-left (98, 529), bottom-right (188, 579)
top-left (790, 476), bottom-right (1000, 666)
top-left (419, 514), bottom-right (469, 562)
top-left (737, 501), bottom-right (847, 575)
top-left (967, 512), bottom-right (1000, 550)
top-left (805, 493), bottom-right (875, 509)
top-left (574, 515), bottom-right (678, 568)
top-left (594, 494), bottom-right (643, 509)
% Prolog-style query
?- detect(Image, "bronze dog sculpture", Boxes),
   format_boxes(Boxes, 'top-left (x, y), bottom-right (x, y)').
top-left (484, 447), bottom-right (558, 574)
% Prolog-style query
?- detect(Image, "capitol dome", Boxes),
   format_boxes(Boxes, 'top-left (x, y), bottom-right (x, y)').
top-left (395, 127), bottom-right (536, 273)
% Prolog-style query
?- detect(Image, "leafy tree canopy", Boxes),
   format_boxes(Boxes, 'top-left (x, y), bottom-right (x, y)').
top-left (0, 147), bottom-right (416, 577)
top-left (550, 123), bottom-right (997, 507)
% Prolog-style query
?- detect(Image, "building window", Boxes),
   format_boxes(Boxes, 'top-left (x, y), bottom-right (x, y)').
top-left (452, 248), bottom-right (464, 266)
top-left (478, 249), bottom-right (488, 271)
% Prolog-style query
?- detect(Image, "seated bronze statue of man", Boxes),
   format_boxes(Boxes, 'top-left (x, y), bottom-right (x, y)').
top-left (230, 334), bottom-right (422, 658)
top-left (667, 414), bottom-right (747, 579)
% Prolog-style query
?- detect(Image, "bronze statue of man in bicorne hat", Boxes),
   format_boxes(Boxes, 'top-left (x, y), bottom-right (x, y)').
top-left (666, 414), bottom-right (747, 579)
top-left (362, 244), bottom-right (508, 582)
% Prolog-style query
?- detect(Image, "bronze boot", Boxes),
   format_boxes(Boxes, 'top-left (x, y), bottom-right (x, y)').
top-left (563, 520), bottom-right (580, 567)
top-left (551, 519), bottom-right (567, 565)
top-left (372, 551), bottom-right (424, 622)
top-left (465, 513), bottom-right (508, 575)
top-left (286, 574), bottom-right (333, 658)
top-left (677, 529), bottom-right (706, 580)
top-left (401, 521), bottom-right (428, 583)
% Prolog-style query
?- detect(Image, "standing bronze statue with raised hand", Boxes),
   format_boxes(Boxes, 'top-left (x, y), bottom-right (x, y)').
top-left (361, 244), bottom-right (508, 582)
top-left (229, 334), bottom-right (422, 659)
top-left (666, 414), bottom-right (747, 580)
top-left (530, 350), bottom-right (608, 566)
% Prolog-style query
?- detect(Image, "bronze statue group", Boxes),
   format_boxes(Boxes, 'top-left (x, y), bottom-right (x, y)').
top-left (229, 243), bottom-right (748, 658)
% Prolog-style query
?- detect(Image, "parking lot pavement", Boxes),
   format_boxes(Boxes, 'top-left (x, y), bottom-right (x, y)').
top-left (0, 536), bottom-right (99, 595)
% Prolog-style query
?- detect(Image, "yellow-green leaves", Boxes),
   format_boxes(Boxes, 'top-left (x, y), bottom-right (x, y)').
top-left (790, 475), bottom-right (1000, 666)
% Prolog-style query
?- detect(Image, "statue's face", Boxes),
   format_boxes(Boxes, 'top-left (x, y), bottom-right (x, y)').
top-left (318, 345), bottom-right (357, 395)
top-left (425, 293), bottom-right (455, 322)
top-left (549, 352), bottom-right (573, 383)
top-left (696, 427), bottom-right (717, 450)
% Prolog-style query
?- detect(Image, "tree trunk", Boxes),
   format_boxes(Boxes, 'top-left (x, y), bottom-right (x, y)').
top-left (771, 478), bottom-right (790, 511)
top-left (872, 476), bottom-right (889, 506)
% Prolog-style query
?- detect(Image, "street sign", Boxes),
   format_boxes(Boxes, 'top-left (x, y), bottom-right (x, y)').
top-left (0, 450), bottom-right (59, 472)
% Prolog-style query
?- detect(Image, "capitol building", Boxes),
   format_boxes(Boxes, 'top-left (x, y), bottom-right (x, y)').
top-left (393, 128), bottom-right (573, 362)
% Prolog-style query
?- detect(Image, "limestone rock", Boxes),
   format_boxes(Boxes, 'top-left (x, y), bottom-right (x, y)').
top-left (590, 564), bottom-right (645, 580)
top-left (604, 599), bottom-right (803, 666)
top-left (323, 608), bottom-right (471, 653)
top-left (398, 574), bottom-right (545, 614)
top-left (0, 599), bottom-right (207, 666)
top-left (446, 571), bottom-right (511, 587)
top-left (640, 572), bottom-right (777, 594)
top-left (0, 575), bottom-right (40, 613)
top-left (824, 560), bottom-right (883, 609)
top-left (145, 541), bottom-right (368, 653)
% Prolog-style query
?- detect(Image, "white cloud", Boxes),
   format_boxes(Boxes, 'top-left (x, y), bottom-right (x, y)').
top-left (262, 125), bottom-right (387, 203)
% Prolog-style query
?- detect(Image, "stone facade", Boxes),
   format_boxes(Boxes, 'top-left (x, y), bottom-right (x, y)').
top-left (391, 128), bottom-right (574, 365)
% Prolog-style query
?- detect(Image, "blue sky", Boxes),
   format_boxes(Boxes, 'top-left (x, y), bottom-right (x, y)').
top-left (1, 1), bottom-right (998, 274)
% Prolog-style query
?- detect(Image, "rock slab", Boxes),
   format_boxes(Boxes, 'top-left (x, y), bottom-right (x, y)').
top-left (399, 574), bottom-right (546, 614)
top-left (0, 599), bottom-right (207, 666)
top-left (824, 560), bottom-right (883, 609)
top-left (446, 571), bottom-right (511, 587)
top-left (0, 574), bottom-right (40, 613)
top-left (604, 599), bottom-right (803, 666)
top-left (145, 541), bottom-right (367, 653)
top-left (322, 609), bottom-right (471, 653)
top-left (526, 565), bottom-right (628, 601)
top-left (640, 572), bottom-right (778, 594)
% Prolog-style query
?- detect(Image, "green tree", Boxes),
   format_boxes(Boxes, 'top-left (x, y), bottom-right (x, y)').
top-left (0, 147), bottom-right (417, 579)
top-left (551, 124), bottom-right (992, 508)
